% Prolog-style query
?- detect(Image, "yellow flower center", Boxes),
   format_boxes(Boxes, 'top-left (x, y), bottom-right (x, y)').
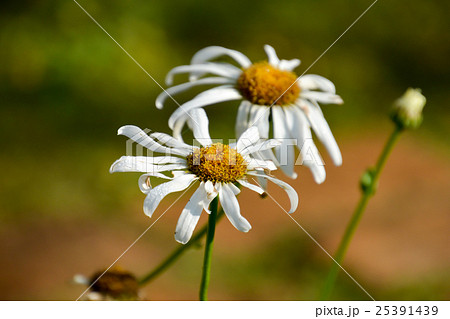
top-left (187, 143), bottom-right (247, 183)
top-left (237, 61), bottom-right (300, 106)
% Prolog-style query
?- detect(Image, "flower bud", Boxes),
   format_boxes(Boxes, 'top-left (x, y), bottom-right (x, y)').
top-left (391, 88), bottom-right (426, 129)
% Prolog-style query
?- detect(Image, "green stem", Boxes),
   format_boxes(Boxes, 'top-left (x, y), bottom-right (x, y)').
top-left (320, 125), bottom-right (404, 300)
top-left (199, 197), bottom-right (219, 301)
top-left (139, 208), bottom-right (224, 286)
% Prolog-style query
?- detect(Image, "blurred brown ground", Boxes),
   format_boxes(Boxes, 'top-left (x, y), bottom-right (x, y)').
top-left (1, 130), bottom-right (448, 300)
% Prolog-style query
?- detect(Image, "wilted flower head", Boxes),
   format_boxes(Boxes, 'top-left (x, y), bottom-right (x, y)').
top-left (391, 88), bottom-right (426, 129)
top-left (110, 109), bottom-right (298, 244)
top-left (157, 45), bottom-right (343, 184)
top-left (74, 267), bottom-right (140, 301)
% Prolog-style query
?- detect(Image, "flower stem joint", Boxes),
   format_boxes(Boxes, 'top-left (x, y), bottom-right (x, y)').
top-left (390, 88), bottom-right (426, 130)
top-left (359, 168), bottom-right (377, 195)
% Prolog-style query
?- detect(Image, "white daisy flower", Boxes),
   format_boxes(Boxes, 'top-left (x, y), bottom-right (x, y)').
top-left (156, 45), bottom-right (343, 184)
top-left (110, 109), bottom-right (298, 244)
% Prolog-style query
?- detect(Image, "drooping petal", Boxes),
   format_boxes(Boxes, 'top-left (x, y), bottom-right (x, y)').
top-left (110, 156), bottom-right (187, 173)
top-left (235, 101), bottom-right (252, 139)
top-left (190, 46), bottom-right (252, 68)
top-left (143, 174), bottom-right (197, 217)
top-left (272, 106), bottom-right (297, 178)
top-left (264, 45), bottom-right (280, 67)
top-left (227, 182), bottom-right (241, 195)
top-left (248, 172), bottom-right (299, 214)
top-left (218, 183), bottom-right (251, 232)
top-left (168, 86), bottom-right (242, 130)
top-left (186, 108), bottom-right (213, 147)
top-left (236, 126), bottom-right (260, 153)
top-left (248, 104), bottom-right (270, 139)
top-left (166, 63), bottom-right (241, 86)
top-left (117, 125), bottom-right (189, 156)
top-left (156, 77), bottom-right (234, 109)
top-left (301, 100), bottom-right (342, 166)
top-left (237, 179), bottom-right (265, 195)
top-left (297, 74), bottom-right (336, 94)
top-left (174, 182), bottom-right (217, 244)
top-left (284, 106), bottom-right (326, 184)
top-left (301, 91), bottom-right (343, 105)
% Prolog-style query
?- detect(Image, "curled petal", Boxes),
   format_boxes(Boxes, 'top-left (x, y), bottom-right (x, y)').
top-left (191, 46), bottom-right (252, 68)
top-left (143, 174), bottom-right (197, 217)
top-left (187, 108), bottom-right (213, 146)
top-left (248, 172), bottom-right (299, 214)
top-left (110, 156), bottom-right (187, 173)
top-left (301, 91), bottom-right (343, 105)
top-left (168, 86), bottom-right (242, 130)
top-left (156, 77), bottom-right (234, 109)
top-left (237, 179), bottom-right (264, 195)
top-left (298, 74), bottom-right (336, 94)
top-left (118, 125), bottom-right (189, 156)
top-left (166, 63), bottom-right (241, 86)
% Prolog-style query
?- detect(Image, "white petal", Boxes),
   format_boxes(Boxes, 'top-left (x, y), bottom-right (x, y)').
top-left (264, 45), bottom-right (280, 66)
top-left (301, 91), bottom-right (343, 105)
top-left (284, 106), bottom-right (326, 184)
top-left (203, 181), bottom-right (218, 213)
top-left (235, 101), bottom-right (252, 139)
top-left (302, 101), bottom-right (342, 166)
top-left (166, 63), bottom-right (241, 86)
top-left (150, 132), bottom-right (193, 150)
top-left (172, 114), bottom-right (189, 141)
top-left (186, 108), bottom-right (212, 146)
top-left (109, 156), bottom-right (187, 173)
top-left (248, 104), bottom-right (270, 139)
top-left (117, 125), bottom-right (189, 156)
top-left (174, 182), bottom-right (217, 244)
top-left (248, 172), bottom-right (299, 214)
top-left (168, 86), bottom-right (242, 129)
top-left (298, 74), bottom-right (336, 94)
top-left (228, 183), bottom-right (241, 195)
top-left (272, 106), bottom-right (297, 178)
top-left (191, 46), bottom-right (252, 68)
top-left (156, 77), bottom-right (234, 109)
top-left (218, 183), bottom-right (251, 232)
top-left (236, 126), bottom-right (260, 152)
top-left (143, 174), bottom-right (197, 217)
top-left (237, 179), bottom-right (264, 195)
top-left (278, 59), bottom-right (301, 71)
top-left (138, 173), bottom-right (173, 194)
top-left (240, 139), bottom-right (281, 156)
top-left (247, 158), bottom-right (277, 171)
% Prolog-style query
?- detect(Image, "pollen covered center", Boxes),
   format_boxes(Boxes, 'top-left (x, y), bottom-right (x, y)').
top-left (187, 143), bottom-right (247, 183)
top-left (237, 61), bottom-right (300, 106)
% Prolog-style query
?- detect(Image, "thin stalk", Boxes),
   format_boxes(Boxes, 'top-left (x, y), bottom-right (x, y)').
top-left (139, 208), bottom-right (224, 286)
top-left (320, 125), bottom-right (403, 300)
top-left (199, 197), bottom-right (219, 301)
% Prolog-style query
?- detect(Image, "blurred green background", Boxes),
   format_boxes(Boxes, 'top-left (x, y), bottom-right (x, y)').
top-left (0, 0), bottom-right (449, 300)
